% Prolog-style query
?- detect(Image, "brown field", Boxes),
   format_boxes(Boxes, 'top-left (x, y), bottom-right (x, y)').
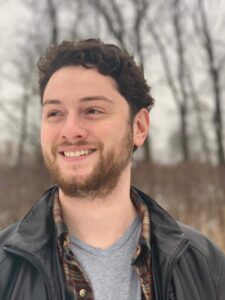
top-left (0, 161), bottom-right (225, 251)
top-left (132, 162), bottom-right (225, 251)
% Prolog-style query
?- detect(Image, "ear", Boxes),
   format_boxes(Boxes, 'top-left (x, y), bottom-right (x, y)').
top-left (133, 108), bottom-right (150, 147)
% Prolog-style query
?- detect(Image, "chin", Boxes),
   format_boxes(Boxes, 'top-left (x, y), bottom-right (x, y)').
top-left (62, 172), bottom-right (92, 184)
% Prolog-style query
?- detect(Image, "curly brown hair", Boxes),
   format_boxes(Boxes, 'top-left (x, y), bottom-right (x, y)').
top-left (37, 38), bottom-right (154, 118)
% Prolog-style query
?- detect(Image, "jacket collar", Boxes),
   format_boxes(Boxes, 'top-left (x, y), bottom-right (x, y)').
top-left (5, 185), bottom-right (187, 259)
top-left (133, 187), bottom-right (188, 257)
top-left (133, 187), bottom-right (189, 300)
top-left (5, 186), bottom-right (57, 253)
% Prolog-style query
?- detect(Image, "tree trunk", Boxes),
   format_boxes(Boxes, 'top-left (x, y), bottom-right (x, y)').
top-left (212, 70), bottom-right (225, 164)
top-left (180, 106), bottom-right (189, 160)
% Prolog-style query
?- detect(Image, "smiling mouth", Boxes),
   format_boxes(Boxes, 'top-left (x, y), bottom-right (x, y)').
top-left (61, 149), bottom-right (96, 158)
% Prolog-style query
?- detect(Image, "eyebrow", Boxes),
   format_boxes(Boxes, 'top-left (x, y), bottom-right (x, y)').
top-left (42, 99), bottom-right (62, 107)
top-left (42, 96), bottom-right (114, 107)
top-left (80, 96), bottom-right (114, 105)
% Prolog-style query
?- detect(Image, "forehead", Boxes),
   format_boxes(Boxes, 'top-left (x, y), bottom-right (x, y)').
top-left (43, 66), bottom-right (123, 103)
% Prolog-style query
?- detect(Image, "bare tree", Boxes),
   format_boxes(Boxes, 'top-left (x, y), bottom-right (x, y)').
top-left (90, 0), bottom-right (127, 49)
top-left (147, 0), bottom-right (213, 162)
top-left (193, 0), bottom-right (225, 165)
top-left (147, 1), bottom-right (190, 161)
top-left (171, 0), bottom-right (190, 160)
top-left (185, 70), bottom-right (211, 162)
top-left (46, 0), bottom-right (59, 44)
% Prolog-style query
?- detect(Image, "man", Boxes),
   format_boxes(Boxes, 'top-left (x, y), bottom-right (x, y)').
top-left (0, 39), bottom-right (224, 300)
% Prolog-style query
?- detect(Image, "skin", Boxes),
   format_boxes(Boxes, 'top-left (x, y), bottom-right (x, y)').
top-left (41, 66), bottom-right (149, 249)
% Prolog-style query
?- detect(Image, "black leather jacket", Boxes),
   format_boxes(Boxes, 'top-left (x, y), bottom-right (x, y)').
top-left (0, 186), bottom-right (225, 300)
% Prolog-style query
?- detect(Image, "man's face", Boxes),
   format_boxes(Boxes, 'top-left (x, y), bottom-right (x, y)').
top-left (41, 66), bottom-right (136, 198)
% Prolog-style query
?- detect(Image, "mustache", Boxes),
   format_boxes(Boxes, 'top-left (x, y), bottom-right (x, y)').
top-left (56, 140), bottom-right (93, 147)
top-left (51, 140), bottom-right (103, 154)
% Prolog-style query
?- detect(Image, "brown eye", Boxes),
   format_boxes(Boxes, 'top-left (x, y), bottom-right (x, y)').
top-left (85, 108), bottom-right (104, 115)
top-left (86, 108), bottom-right (102, 114)
top-left (47, 111), bottom-right (63, 118)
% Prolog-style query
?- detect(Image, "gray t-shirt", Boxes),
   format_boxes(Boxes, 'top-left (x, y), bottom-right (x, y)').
top-left (70, 216), bottom-right (142, 300)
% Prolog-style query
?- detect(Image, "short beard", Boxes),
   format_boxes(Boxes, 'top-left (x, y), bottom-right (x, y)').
top-left (43, 127), bottom-right (134, 199)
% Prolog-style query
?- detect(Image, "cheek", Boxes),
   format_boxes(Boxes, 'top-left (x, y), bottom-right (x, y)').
top-left (106, 123), bottom-right (131, 147)
top-left (40, 124), bottom-right (56, 149)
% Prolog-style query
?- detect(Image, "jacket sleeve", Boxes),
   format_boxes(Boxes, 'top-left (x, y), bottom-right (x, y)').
top-left (178, 223), bottom-right (225, 300)
top-left (217, 250), bottom-right (225, 300)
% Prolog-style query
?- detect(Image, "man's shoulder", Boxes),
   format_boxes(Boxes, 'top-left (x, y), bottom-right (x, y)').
top-left (0, 221), bottom-right (20, 263)
top-left (178, 222), bottom-right (224, 257)
top-left (0, 222), bottom-right (20, 245)
top-left (176, 222), bottom-right (225, 297)
top-left (0, 186), bottom-right (56, 255)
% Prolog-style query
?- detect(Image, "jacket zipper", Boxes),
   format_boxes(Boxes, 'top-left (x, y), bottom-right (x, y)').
top-left (3, 246), bottom-right (55, 300)
top-left (163, 239), bottom-right (189, 300)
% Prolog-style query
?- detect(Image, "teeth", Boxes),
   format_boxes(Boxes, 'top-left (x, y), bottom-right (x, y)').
top-left (64, 150), bottom-right (93, 157)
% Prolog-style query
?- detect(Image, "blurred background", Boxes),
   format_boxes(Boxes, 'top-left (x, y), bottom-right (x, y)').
top-left (0, 0), bottom-right (224, 250)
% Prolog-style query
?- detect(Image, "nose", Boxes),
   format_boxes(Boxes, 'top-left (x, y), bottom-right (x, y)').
top-left (60, 114), bottom-right (88, 141)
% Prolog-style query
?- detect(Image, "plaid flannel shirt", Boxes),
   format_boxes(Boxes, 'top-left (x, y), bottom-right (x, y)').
top-left (53, 188), bottom-right (153, 300)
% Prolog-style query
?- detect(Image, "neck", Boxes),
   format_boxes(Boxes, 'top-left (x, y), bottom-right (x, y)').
top-left (58, 167), bottom-right (137, 249)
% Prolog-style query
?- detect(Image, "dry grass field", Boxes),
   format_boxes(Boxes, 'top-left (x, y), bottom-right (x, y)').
top-left (0, 161), bottom-right (225, 251)
top-left (132, 162), bottom-right (225, 251)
